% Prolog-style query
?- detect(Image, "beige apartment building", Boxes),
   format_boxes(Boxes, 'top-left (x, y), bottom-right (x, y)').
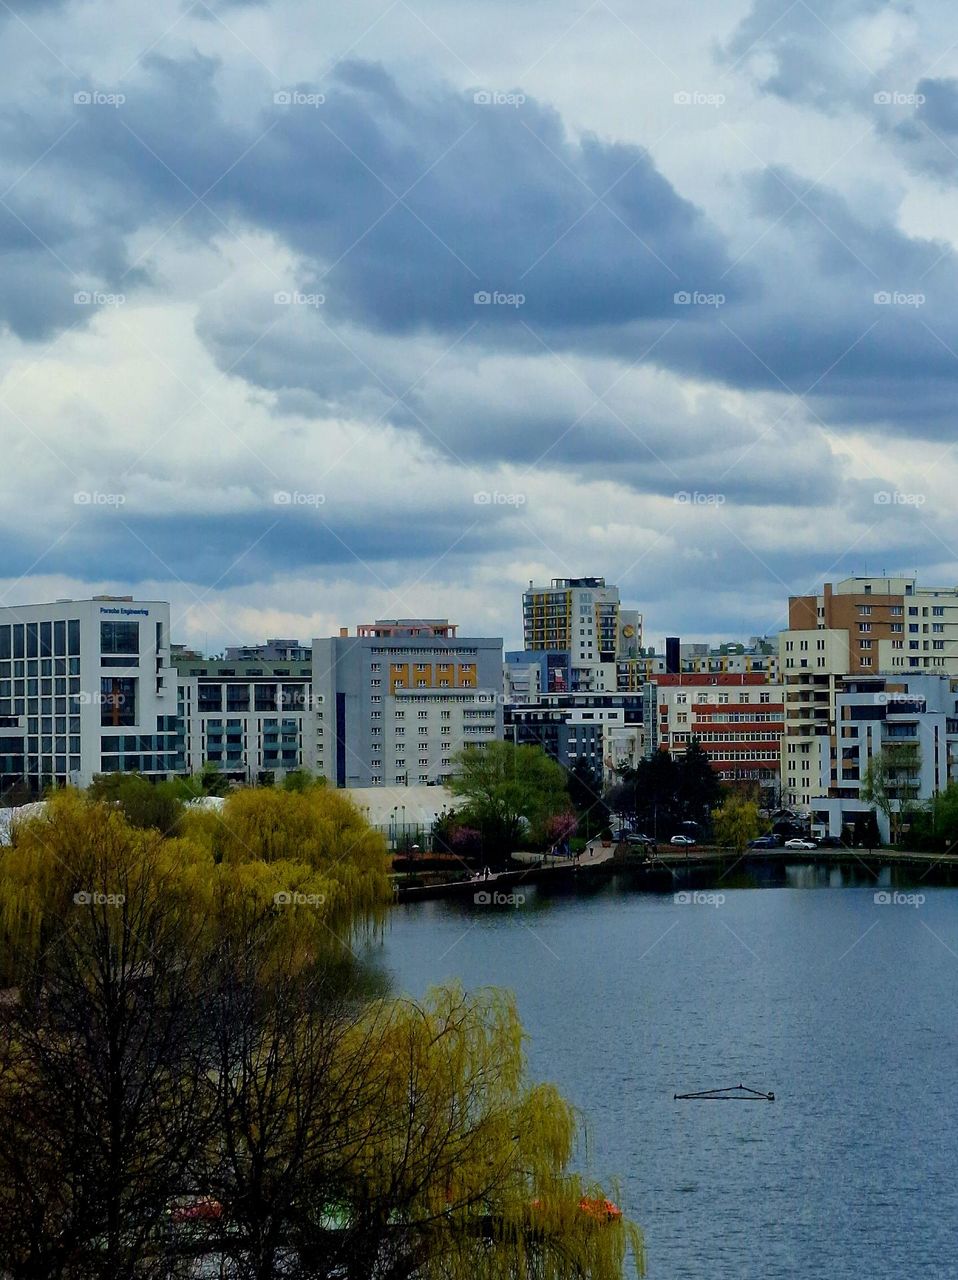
top-left (780, 576), bottom-right (958, 808)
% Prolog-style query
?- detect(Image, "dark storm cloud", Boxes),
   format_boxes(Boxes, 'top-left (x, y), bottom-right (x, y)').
top-left (1, 503), bottom-right (523, 586)
top-left (4, 42), bottom-right (958, 513)
top-left (0, 53), bottom-right (738, 343)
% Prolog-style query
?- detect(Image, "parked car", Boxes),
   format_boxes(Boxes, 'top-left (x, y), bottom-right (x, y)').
top-left (784, 837), bottom-right (818, 850)
top-left (670, 834), bottom-right (695, 846)
top-left (748, 835), bottom-right (780, 849)
top-left (816, 835), bottom-right (845, 848)
top-left (625, 832), bottom-right (655, 846)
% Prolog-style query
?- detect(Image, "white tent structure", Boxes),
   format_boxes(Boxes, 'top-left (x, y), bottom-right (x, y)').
top-left (342, 785), bottom-right (456, 845)
top-left (0, 801), bottom-right (48, 846)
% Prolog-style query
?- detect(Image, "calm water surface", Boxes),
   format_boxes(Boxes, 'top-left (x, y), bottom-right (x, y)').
top-left (374, 871), bottom-right (958, 1279)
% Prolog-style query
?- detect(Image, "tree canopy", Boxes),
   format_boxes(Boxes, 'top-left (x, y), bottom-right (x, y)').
top-left (712, 794), bottom-right (767, 854)
top-left (860, 743), bottom-right (922, 844)
top-left (0, 786), bottom-right (644, 1279)
top-left (612, 741), bottom-right (722, 838)
top-left (447, 742), bottom-right (571, 859)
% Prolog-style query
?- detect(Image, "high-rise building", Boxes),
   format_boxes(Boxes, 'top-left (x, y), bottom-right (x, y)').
top-left (780, 576), bottom-right (958, 809)
top-left (312, 620), bottom-right (503, 788)
top-left (521, 577), bottom-right (641, 692)
top-left (0, 596), bottom-right (178, 793)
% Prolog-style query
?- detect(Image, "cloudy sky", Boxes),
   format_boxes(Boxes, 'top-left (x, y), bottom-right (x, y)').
top-left (2, 0), bottom-right (958, 653)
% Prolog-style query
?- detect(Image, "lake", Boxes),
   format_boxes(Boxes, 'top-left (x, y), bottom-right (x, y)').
top-left (374, 869), bottom-right (958, 1279)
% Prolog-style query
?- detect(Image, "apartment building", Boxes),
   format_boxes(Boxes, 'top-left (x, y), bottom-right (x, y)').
top-left (174, 653), bottom-right (313, 782)
top-left (786, 576), bottom-right (958, 675)
top-left (812, 672), bottom-right (958, 841)
top-left (779, 628), bottom-right (850, 808)
top-left (504, 650), bottom-right (571, 701)
top-left (644, 673), bottom-right (785, 799)
top-left (312, 620), bottom-right (503, 787)
top-left (505, 692), bottom-right (644, 782)
top-left (522, 577), bottom-right (641, 692)
top-left (780, 577), bottom-right (958, 808)
top-left (0, 596), bottom-right (177, 793)
top-left (617, 638), bottom-right (778, 689)
top-left (223, 638), bottom-right (313, 663)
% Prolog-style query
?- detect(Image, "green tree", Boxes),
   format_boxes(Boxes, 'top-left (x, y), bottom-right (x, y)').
top-left (448, 741), bottom-right (570, 859)
top-left (566, 757), bottom-right (610, 841)
top-left (861, 743), bottom-right (922, 845)
top-left (675, 738), bottom-right (722, 831)
top-left (712, 794), bottom-right (767, 854)
top-left (88, 771), bottom-right (185, 834)
top-left (283, 767), bottom-right (323, 792)
top-left (631, 751), bottom-right (681, 838)
top-left (909, 781), bottom-right (958, 852)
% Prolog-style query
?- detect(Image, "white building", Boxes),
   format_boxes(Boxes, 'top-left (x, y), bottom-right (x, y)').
top-left (811, 673), bottom-right (958, 841)
top-left (522, 577), bottom-right (641, 692)
top-left (0, 596), bottom-right (177, 793)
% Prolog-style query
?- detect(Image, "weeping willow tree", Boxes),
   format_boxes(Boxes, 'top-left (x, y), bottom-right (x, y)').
top-left (0, 787), bottom-right (644, 1279)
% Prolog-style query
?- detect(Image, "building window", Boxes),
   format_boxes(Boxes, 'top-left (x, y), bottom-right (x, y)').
top-left (100, 621), bottom-right (139, 655)
top-left (100, 677), bottom-right (136, 727)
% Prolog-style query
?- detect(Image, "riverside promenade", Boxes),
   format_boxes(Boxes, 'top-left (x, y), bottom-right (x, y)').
top-left (393, 841), bottom-right (958, 902)
top-left (394, 840), bottom-right (617, 902)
